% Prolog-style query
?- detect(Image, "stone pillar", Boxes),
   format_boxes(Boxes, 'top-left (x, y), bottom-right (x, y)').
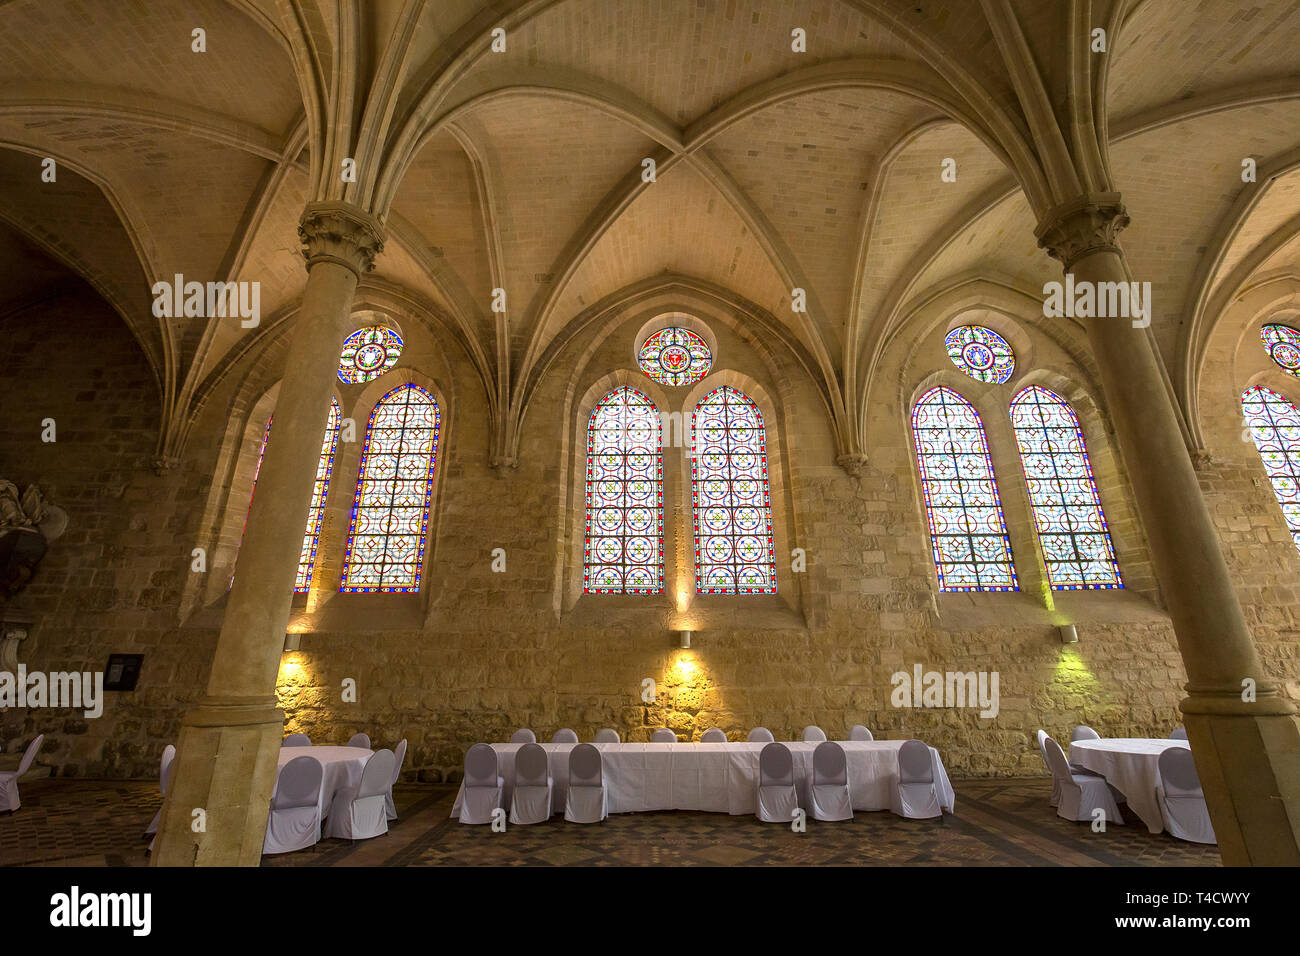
top-left (1036, 193), bottom-right (1300, 865)
top-left (153, 202), bottom-right (384, 866)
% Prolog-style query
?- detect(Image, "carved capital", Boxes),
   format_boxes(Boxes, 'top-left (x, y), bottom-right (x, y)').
top-left (1035, 192), bottom-right (1130, 270)
top-left (490, 454), bottom-right (518, 472)
top-left (152, 454), bottom-right (181, 476)
top-left (297, 201), bottom-right (385, 277)
top-left (836, 453), bottom-right (868, 477)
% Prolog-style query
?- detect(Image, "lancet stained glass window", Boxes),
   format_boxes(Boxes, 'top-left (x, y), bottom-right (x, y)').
top-left (638, 327), bottom-right (712, 387)
top-left (1260, 324), bottom-right (1300, 378)
top-left (911, 386), bottom-right (1017, 591)
top-left (945, 326), bottom-right (1015, 384)
top-left (691, 386), bottom-right (777, 594)
top-left (341, 384), bottom-right (440, 593)
top-left (1010, 386), bottom-right (1122, 589)
top-left (296, 399), bottom-right (342, 592)
top-left (583, 386), bottom-right (664, 594)
top-left (1242, 385), bottom-right (1300, 555)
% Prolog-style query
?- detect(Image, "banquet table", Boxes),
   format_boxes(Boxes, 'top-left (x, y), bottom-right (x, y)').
top-left (449, 740), bottom-right (955, 819)
top-left (276, 745), bottom-right (372, 818)
top-left (1068, 738), bottom-right (1190, 833)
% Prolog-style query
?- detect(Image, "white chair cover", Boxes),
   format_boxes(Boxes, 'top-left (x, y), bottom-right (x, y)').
top-left (552, 728), bottom-right (579, 743)
top-left (509, 742), bottom-right (554, 825)
top-left (263, 755), bottom-right (324, 854)
top-left (651, 728), bottom-right (676, 743)
top-left (283, 733), bottom-right (311, 747)
top-left (510, 728), bottom-right (536, 744)
top-left (324, 749), bottom-right (394, 840)
top-left (385, 738), bottom-right (408, 821)
top-left (1156, 747), bottom-right (1216, 844)
top-left (756, 742), bottom-right (799, 823)
top-left (0, 734), bottom-right (45, 813)
top-left (1036, 730), bottom-right (1061, 808)
top-left (564, 743), bottom-right (607, 823)
top-left (1043, 735), bottom-right (1124, 825)
top-left (895, 739), bottom-right (942, 819)
top-left (459, 743), bottom-right (504, 825)
top-left (346, 733), bottom-right (371, 749)
top-left (144, 744), bottom-right (176, 836)
top-left (594, 728), bottom-right (620, 743)
top-left (1070, 725), bottom-right (1100, 741)
top-left (1170, 727), bottom-right (1188, 740)
top-left (849, 725), bottom-right (874, 741)
top-left (700, 728), bottom-right (727, 743)
top-left (747, 727), bottom-right (775, 743)
top-left (809, 741), bottom-right (853, 821)
top-left (801, 725), bottom-right (827, 742)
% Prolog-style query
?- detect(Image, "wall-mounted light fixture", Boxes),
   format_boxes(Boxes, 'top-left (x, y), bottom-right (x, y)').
top-left (1058, 624), bottom-right (1078, 645)
top-left (283, 633), bottom-right (301, 653)
top-left (678, 629), bottom-right (692, 649)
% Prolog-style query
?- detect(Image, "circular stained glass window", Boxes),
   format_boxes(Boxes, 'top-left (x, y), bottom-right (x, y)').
top-left (1261, 324), bottom-right (1300, 378)
top-left (338, 326), bottom-right (403, 384)
top-left (945, 326), bottom-right (1015, 384)
top-left (638, 327), bottom-right (712, 386)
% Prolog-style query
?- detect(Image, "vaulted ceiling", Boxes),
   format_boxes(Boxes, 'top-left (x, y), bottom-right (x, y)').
top-left (0, 0), bottom-right (1297, 464)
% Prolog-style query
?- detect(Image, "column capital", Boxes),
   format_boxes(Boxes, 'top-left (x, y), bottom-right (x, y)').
top-left (297, 201), bottom-right (386, 276)
top-left (1034, 192), bottom-right (1130, 270)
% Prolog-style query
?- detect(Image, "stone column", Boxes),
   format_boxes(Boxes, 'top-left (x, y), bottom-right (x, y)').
top-left (1037, 193), bottom-right (1300, 865)
top-left (153, 201), bottom-right (384, 866)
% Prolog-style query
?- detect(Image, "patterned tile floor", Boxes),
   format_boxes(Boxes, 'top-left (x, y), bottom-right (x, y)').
top-left (0, 777), bottom-right (1220, 867)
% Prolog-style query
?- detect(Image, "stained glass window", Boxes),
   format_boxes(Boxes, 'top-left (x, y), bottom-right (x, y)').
top-left (233, 401), bottom-right (341, 592)
top-left (945, 326), bottom-right (1015, 384)
top-left (1010, 386), bottom-right (1122, 589)
top-left (341, 384), bottom-right (440, 592)
top-left (691, 386), bottom-right (777, 594)
top-left (911, 386), bottom-right (1017, 591)
top-left (638, 327), bottom-right (712, 386)
top-left (583, 386), bottom-right (664, 594)
top-left (1260, 324), bottom-right (1300, 378)
top-left (296, 399), bottom-right (342, 592)
top-left (338, 326), bottom-right (404, 384)
top-left (1242, 385), bottom-right (1300, 555)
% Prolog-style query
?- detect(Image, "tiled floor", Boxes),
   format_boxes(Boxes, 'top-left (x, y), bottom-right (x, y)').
top-left (1, 777), bottom-right (1220, 867)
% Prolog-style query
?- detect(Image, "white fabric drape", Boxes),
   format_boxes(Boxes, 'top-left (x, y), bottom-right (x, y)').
top-left (1068, 737), bottom-right (1191, 833)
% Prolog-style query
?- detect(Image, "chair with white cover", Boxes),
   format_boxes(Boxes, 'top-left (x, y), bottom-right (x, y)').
top-left (552, 728), bottom-right (579, 743)
top-left (802, 725), bottom-right (827, 742)
top-left (0, 735), bottom-right (45, 813)
top-left (756, 742), bottom-right (800, 823)
top-left (1036, 730), bottom-right (1062, 808)
top-left (810, 741), bottom-right (853, 821)
top-left (509, 742), bottom-right (554, 825)
top-left (1042, 735), bottom-right (1124, 826)
top-left (283, 733), bottom-right (311, 747)
top-left (1170, 727), bottom-right (1188, 740)
top-left (564, 744), bottom-right (607, 824)
top-left (700, 728), bottom-right (727, 743)
top-left (748, 727), bottom-right (775, 743)
top-left (510, 728), bottom-right (536, 744)
top-left (324, 749), bottom-right (395, 840)
top-left (594, 728), bottom-right (620, 743)
top-left (651, 728), bottom-right (676, 742)
top-left (895, 739), bottom-right (943, 819)
top-left (263, 755), bottom-right (324, 855)
top-left (1070, 725), bottom-right (1100, 741)
top-left (459, 744), bottom-right (504, 825)
top-left (1156, 747), bottom-right (1215, 844)
top-left (849, 725), bottom-right (874, 741)
top-left (144, 744), bottom-right (176, 836)
top-left (346, 732), bottom-right (371, 749)
top-left (384, 738), bottom-right (408, 821)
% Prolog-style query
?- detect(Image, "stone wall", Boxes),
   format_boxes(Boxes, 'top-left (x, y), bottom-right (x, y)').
top-left (4, 284), bottom-right (1298, 785)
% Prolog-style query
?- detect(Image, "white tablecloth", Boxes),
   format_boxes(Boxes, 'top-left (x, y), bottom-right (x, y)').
top-left (450, 741), bottom-right (955, 818)
top-left (276, 746), bottom-right (372, 818)
top-left (1068, 738), bottom-right (1190, 834)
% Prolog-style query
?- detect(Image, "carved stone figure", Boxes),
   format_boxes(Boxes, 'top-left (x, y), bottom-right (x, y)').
top-left (0, 481), bottom-right (68, 598)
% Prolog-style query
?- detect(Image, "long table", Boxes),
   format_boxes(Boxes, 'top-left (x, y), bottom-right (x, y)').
top-left (450, 740), bottom-right (955, 818)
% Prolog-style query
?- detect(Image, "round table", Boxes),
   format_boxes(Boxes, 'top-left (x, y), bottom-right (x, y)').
top-left (1067, 738), bottom-right (1189, 834)
top-left (276, 745), bottom-right (372, 816)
